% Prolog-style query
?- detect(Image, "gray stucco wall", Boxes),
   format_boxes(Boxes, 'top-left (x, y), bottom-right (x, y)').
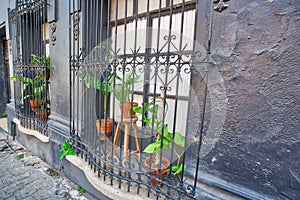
top-left (194, 0), bottom-right (300, 199)
top-left (49, 0), bottom-right (70, 123)
top-left (5, 0), bottom-right (300, 199)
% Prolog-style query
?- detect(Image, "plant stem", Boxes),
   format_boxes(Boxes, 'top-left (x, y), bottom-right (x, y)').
top-left (155, 134), bottom-right (161, 166)
top-left (104, 93), bottom-right (107, 119)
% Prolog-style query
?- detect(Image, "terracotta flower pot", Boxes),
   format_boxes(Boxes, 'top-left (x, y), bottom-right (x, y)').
top-left (96, 118), bottom-right (113, 140)
top-left (38, 110), bottom-right (50, 121)
top-left (45, 70), bottom-right (50, 80)
top-left (120, 102), bottom-right (138, 119)
top-left (30, 99), bottom-right (40, 112)
top-left (144, 156), bottom-right (170, 188)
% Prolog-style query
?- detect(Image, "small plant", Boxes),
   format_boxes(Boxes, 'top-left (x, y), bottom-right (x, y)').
top-left (11, 54), bottom-right (49, 104)
top-left (30, 54), bottom-right (50, 71)
top-left (100, 72), bottom-right (116, 119)
top-left (11, 74), bottom-right (46, 104)
top-left (115, 72), bottom-right (140, 104)
top-left (77, 186), bottom-right (86, 194)
top-left (59, 140), bottom-right (76, 160)
top-left (133, 97), bottom-right (186, 175)
top-left (79, 71), bottom-right (119, 117)
top-left (15, 153), bottom-right (24, 160)
top-left (2, 108), bottom-right (7, 117)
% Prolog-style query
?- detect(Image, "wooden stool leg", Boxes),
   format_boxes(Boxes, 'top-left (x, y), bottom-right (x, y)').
top-left (124, 123), bottom-right (130, 159)
top-left (133, 122), bottom-right (141, 153)
top-left (113, 122), bottom-right (121, 146)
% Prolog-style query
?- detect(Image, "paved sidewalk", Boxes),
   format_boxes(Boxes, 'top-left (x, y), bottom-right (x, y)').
top-left (0, 118), bottom-right (96, 200)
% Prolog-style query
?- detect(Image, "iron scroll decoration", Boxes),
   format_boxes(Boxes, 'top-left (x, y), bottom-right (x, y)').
top-left (214, 0), bottom-right (230, 12)
top-left (50, 22), bottom-right (57, 45)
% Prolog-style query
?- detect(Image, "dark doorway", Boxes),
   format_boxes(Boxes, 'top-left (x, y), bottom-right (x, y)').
top-left (0, 26), bottom-right (10, 117)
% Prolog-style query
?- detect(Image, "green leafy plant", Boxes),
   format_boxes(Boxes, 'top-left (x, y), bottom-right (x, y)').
top-left (144, 124), bottom-right (186, 175)
top-left (15, 153), bottom-right (24, 160)
top-left (11, 74), bottom-right (46, 104)
top-left (30, 54), bottom-right (50, 71)
top-left (59, 140), bottom-right (76, 160)
top-left (115, 72), bottom-right (140, 104)
top-left (77, 186), bottom-right (86, 194)
top-left (11, 54), bottom-right (49, 104)
top-left (79, 71), bottom-right (119, 118)
top-left (2, 108), bottom-right (7, 117)
top-left (101, 73), bottom-right (116, 118)
top-left (133, 97), bottom-right (186, 175)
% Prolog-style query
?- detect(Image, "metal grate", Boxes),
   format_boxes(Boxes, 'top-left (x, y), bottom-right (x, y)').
top-left (70, 0), bottom-right (212, 199)
top-left (10, 0), bottom-right (50, 136)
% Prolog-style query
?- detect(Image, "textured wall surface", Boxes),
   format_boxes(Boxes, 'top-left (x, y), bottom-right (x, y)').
top-left (197, 0), bottom-right (300, 199)
top-left (4, 0), bottom-right (300, 199)
top-left (0, 39), bottom-right (6, 117)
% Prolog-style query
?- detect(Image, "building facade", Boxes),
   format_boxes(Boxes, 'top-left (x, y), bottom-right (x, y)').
top-left (1, 0), bottom-right (299, 199)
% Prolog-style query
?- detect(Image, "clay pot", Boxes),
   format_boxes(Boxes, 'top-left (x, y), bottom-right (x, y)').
top-left (30, 99), bottom-right (40, 112)
top-left (37, 110), bottom-right (50, 121)
top-left (144, 156), bottom-right (170, 187)
top-left (45, 70), bottom-right (50, 80)
top-left (96, 118), bottom-right (113, 140)
top-left (120, 102), bottom-right (138, 119)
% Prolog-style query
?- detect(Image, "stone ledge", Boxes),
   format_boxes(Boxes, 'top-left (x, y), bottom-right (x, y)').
top-left (66, 155), bottom-right (151, 200)
top-left (13, 118), bottom-right (49, 143)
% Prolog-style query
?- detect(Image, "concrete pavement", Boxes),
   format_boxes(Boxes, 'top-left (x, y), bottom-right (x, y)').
top-left (0, 118), bottom-right (96, 200)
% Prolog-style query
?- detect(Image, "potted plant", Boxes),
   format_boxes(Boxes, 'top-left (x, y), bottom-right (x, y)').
top-left (11, 74), bottom-right (46, 112)
top-left (95, 72), bottom-right (115, 140)
top-left (133, 97), bottom-right (186, 187)
top-left (115, 72), bottom-right (140, 119)
top-left (79, 71), bottom-right (118, 140)
top-left (37, 105), bottom-right (50, 121)
top-left (11, 54), bottom-right (49, 112)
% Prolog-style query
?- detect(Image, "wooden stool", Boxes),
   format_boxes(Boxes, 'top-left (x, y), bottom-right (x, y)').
top-left (113, 116), bottom-right (141, 158)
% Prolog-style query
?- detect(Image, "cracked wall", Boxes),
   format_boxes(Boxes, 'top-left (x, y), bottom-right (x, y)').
top-left (198, 0), bottom-right (300, 199)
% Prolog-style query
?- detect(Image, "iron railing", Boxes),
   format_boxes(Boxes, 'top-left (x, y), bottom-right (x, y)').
top-left (10, 0), bottom-right (50, 135)
top-left (70, 0), bottom-right (212, 199)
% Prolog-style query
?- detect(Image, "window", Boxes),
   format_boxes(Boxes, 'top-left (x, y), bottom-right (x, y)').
top-left (10, 0), bottom-right (51, 135)
top-left (70, 0), bottom-right (206, 199)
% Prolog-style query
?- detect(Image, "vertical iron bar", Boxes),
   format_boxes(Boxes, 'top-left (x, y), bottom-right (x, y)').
top-left (169, 1), bottom-right (186, 194)
top-left (159, 0), bottom-right (174, 195)
top-left (72, 0), bottom-right (76, 139)
top-left (119, 0), bottom-right (129, 189)
top-left (148, 0), bottom-right (163, 197)
top-left (90, 0), bottom-right (95, 160)
top-left (111, 0), bottom-right (119, 186)
top-left (139, 0), bottom-right (151, 190)
top-left (75, 0), bottom-right (80, 145)
top-left (99, 0), bottom-right (105, 180)
top-left (69, 0), bottom-right (72, 138)
top-left (189, 0), bottom-right (204, 193)
top-left (95, 0), bottom-right (100, 175)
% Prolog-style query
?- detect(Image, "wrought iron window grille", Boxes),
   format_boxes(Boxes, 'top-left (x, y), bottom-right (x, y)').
top-left (10, 0), bottom-right (51, 135)
top-left (70, 0), bottom-right (214, 199)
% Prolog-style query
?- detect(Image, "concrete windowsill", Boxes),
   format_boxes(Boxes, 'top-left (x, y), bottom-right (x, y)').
top-left (13, 118), bottom-right (49, 143)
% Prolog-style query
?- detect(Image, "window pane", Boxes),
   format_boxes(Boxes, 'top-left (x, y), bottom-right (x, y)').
top-left (111, 0), bottom-right (134, 20)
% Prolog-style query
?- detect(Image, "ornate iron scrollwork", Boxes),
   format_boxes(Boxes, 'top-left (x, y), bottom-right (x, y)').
top-left (73, 12), bottom-right (80, 41)
top-left (50, 22), bottom-right (57, 45)
top-left (213, 0), bottom-right (230, 12)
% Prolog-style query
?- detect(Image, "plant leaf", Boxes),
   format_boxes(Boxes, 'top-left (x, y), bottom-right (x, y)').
top-left (143, 139), bottom-right (169, 153)
top-left (132, 106), bottom-right (143, 114)
top-left (173, 164), bottom-right (183, 175)
top-left (174, 132), bottom-right (185, 147)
